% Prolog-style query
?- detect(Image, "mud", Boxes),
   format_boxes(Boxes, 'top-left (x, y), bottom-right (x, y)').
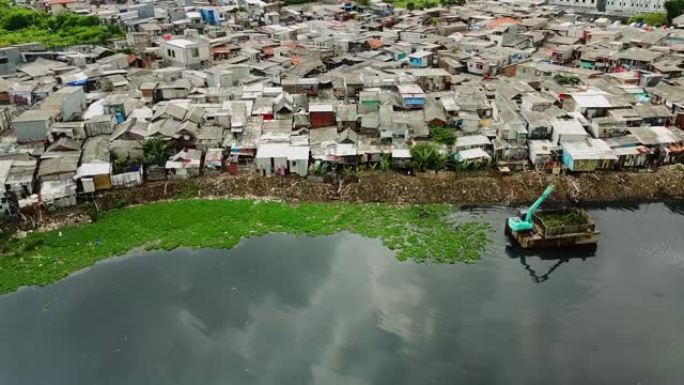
top-left (7, 166), bottom-right (684, 232)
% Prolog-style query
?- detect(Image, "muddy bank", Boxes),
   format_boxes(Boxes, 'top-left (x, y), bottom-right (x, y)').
top-left (98, 165), bottom-right (684, 206)
top-left (8, 165), bottom-right (684, 232)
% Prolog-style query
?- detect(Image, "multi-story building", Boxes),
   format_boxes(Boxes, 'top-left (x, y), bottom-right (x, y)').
top-left (547, 0), bottom-right (604, 12)
top-left (549, 0), bottom-right (664, 14)
top-left (605, 0), bottom-right (665, 15)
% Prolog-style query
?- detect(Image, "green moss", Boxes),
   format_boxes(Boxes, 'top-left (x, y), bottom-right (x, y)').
top-left (0, 199), bottom-right (490, 294)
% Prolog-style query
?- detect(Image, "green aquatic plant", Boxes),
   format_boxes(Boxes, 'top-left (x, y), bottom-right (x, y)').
top-left (0, 200), bottom-right (490, 293)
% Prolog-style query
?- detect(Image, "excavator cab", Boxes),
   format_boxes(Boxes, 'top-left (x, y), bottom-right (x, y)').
top-left (507, 184), bottom-right (555, 233)
top-left (507, 216), bottom-right (534, 232)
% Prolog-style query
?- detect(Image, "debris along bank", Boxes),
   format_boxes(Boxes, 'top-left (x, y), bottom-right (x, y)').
top-left (0, 200), bottom-right (490, 294)
top-left (90, 165), bottom-right (684, 209)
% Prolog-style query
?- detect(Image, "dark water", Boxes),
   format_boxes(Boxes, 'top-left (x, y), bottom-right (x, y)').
top-left (1, 204), bottom-right (684, 385)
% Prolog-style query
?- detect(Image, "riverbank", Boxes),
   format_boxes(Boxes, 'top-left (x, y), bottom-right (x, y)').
top-left (8, 166), bottom-right (684, 234)
top-left (92, 164), bottom-right (684, 207)
top-left (0, 199), bottom-right (489, 294)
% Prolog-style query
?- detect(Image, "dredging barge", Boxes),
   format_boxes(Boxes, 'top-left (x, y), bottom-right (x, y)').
top-left (506, 184), bottom-right (599, 249)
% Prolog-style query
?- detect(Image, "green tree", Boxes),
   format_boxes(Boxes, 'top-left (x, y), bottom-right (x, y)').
top-left (440, 0), bottom-right (464, 5)
top-left (406, 1), bottom-right (416, 11)
top-left (431, 152), bottom-right (449, 171)
top-left (554, 74), bottom-right (581, 86)
top-left (430, 126), bottom-right (456, 145)
top-left (410, 143), bottom-right (440, 171)
top-left (357, 0), bottom-right (370, 6)
top-left (142, 138), bottom-right (171, 167)
top-left (665, 0), bottom-right (684, 23)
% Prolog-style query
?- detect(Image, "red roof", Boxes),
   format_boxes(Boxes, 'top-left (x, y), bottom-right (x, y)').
top-left (487, 17), bottom-right (520, 29)
top-left (367, 38), bottom-right (383, 49)
top-left (47, 0), bottom-right (78, 4)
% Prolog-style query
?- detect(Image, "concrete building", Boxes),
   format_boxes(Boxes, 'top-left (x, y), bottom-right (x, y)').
top-left (159, 38), bottom-right (210, 69)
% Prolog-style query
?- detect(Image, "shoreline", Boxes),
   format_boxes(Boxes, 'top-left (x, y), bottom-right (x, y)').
top-left (99, 165), bottom-right (684, 205)
top-left (5, 165), bottom-right (684, 233)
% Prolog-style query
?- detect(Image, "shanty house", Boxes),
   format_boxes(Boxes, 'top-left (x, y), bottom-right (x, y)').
top-left (309, 104), bottom-right (335, 128)
top-left (0, 160), bottom-right (13, 217)
top-left (159, 38), bottom-right (210, 69)
top-left (336, 104), bottom-right (358, 130)
top-left (397, 84), bottom-right (425, 110)
top-left (562, 91), bottom-right (613, 119)
top-left (454, 135), bottom-right (492, 154)
top-left (411, 68), bottom-right (451, 91)
top-left (40, 86), bottom-right (86, 122)
top-left (75, 135), bottom-right (112, 192)
top-left (85, 115), bottom-right (116, 137)
top-left (605, 136), bottom-right (651, 169)
top-left (40, 180), bottom-right (77, 210)
top-left (562, 139), bottom-right (617, 172)
top-left (12, 110), bottom-right (56, 143)
top-left (551, 118), bottom-right (589, 145)
top-left (528, 140), bottom-right (560, 170)
top-left (454, 148), bottom-right (491, 167)
top-left (256, 143), bottom-right (310, 176)
top-left (166, 149), bottom-right (202, 179)
top-left (409, 51), bottom-right (433, 68)
top-left (492, 138), bottom-right (528, 170)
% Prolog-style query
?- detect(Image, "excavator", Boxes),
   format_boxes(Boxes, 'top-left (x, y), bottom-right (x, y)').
top-left (506, 183), bottom-right (599, 249)
top-left (507, 184), bottom-right (555, 233)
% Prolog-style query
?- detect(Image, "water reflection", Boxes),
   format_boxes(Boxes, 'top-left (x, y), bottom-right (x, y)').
top-left (505, 245), bottom-right (597, 283)
top-left (0, 204), bottom-right (683, 385)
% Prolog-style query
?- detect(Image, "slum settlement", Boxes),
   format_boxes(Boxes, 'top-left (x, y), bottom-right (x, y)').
top-left (1, 0), bottom-right (684, 218)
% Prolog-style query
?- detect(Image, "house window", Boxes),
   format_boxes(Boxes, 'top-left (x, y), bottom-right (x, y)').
top-left (0, 58), bottom-right (7, 64)
top-left (191, 48), bottom-right (199, 58)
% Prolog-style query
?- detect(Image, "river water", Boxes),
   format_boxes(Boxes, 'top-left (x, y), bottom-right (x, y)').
top-left (1, 203), bottom-right (683, 385)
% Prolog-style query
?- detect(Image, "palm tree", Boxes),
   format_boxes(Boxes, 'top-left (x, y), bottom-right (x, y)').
top-left (422, 15), bottom-right (440, 26)
top-left (410, 143), bottom-right (438, 171)
top-left (142, 138), bottom-right (171, 166)
top-left (431, 152), bottom-right (449, 171)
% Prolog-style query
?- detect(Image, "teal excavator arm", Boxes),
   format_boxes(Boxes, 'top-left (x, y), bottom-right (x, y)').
top-left (524, 184), bottom-right (555, 223)
top-left (507, 184), bottom-right (555, 232)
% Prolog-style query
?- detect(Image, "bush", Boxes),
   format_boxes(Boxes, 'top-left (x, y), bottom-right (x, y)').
top-left (665, 0), bottom-right (684, 23)
top-left (430, 126), bottom-right (456, 146)
top-left (0, 1), bottom-right (122, 47)
top-left (82, 203), bottom-right (103, 222)
top-left (628, 12), bottom-right (668, 26)
top-left (142, 138), bottom-right (171, 167)
top-left (406, 1), bottom-right (416, 10)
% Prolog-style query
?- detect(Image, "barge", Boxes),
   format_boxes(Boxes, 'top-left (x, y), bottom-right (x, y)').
top-left (506, 208), bottom-right (599, 249)
top-left (506, 184), bottom-right (599, 249)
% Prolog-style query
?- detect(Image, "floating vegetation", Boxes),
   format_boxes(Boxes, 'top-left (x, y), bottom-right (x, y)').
top-left (537, 211), bottom-right (587, 227)
top-left (0, 199), bottom-right (490, 293)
